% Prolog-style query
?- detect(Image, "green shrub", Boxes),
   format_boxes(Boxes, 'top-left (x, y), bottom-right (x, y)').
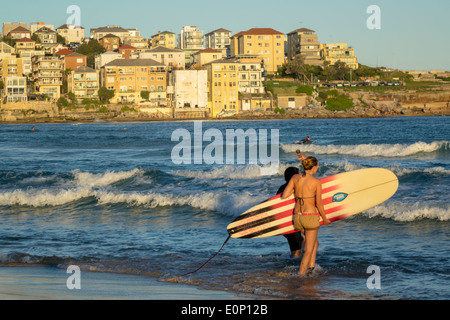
top-left (296, 85), bottom-right (313, 96)
top-left (325, 94), bottom-right (354, 111)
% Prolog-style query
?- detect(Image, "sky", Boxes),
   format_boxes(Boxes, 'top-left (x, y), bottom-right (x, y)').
top-left (2, 0), bottom-right (450, 71)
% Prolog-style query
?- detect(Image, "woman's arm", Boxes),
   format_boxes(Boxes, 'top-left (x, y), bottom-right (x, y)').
top-left (316, 180), bottom-right (331, 225)
top-left (282, 176), bottom-right (295, 199)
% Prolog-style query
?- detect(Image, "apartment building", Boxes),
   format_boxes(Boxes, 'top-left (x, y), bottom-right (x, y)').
top-left (4, 76), bottom-right (27, 102)
top-left (287, 28), bottom-right (322, 65)
top-left (34, 27), bottom-right (57, 44)
top-left (15, 38), bottom-right (36, 54)
top-left (67, 66), bottom-right (100, 99)
top-left (101, 59), bottom-right (167, 104)
top-left (0, 42), bottom-right (15, 56)
top-left (192, 48), bottom-right (221, 66)
top-left (0, 56), bottom-right (24, 81)
top-left (204, 28), bottom-right (231, 57)
top-left (7, 26), bottom-right (32, 40)
top-left (203, 59), bottom-right (239, 117)
top-left (2, 23), bottom-right (28, 37)
top-left (56, 24), bottom-right (85, 44)
top-left (64, 52), bottom-right (87, 70)
top-left (231, 28), bottom-right (284, 74)
top-left (179, 26), bottom-right (204, 50)
top-left (170, 70), bottom-right (208, 109)
top-left (29, 22), bottom-right (54, 34)
top-left (320, 43), bottom-right (359, 70)
top-left (233, 54), bottom-right (265, 94)
top-left (32, 55), bottom-right (63, 99)
top-left (90, 26), bottom-right (131, 42)
top-left (99, 34), bottom-right (121, 52)
top-left (133, 46), bottom-right (185, 70)
top-left (150, 31), bottom-right (176, 49)
top-left (20, 50), bottom-right (45, 75)
top-left (95, 51), bottom-right (123, 70)
top-left (117, 44), bottom-right (137, 59)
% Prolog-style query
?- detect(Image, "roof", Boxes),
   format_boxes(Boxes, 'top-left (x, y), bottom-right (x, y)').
top-left (104, 58), bottom-right (165, 67)
top-left (100, 33), bottom-right (120, 39)
top-left (74, 66), bottom-right (96, 73)
top-left (151, 31), bottom-right (175, 37)
top-left (67, 52), bottom-right (86, 57)
top-left (288, 28), bottom-right (315, 35)
top-left (205, 28), bottom-right (231, 35)
top-left (204, 58), bottom-right (238, 65)
top-left (92, 26), bottom-right (129, 33)
top-left (118, 44), bottom-right (136, 50)
top-left (57, 24), bottom-right (85, 30)
top-left (55, 49), bottom-right (74, 55)
top-left (9, 26), bottom-right (31, 34)
top-left (194, 48), bottom-right (221, 54)
top-left (145, 46), bottom-right (183, 53)
top-left (233, 28), bottom-right (284, 37)
top-left (35, 27), bottom-right (56, 34)
top-left (16, 37), bottom-right (35, 43)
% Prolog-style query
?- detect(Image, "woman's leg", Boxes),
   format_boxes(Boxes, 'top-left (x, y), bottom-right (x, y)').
top-left (298, 228), bottom-right (318, 276)
top-left (308, 237), bottom-right (319, 269)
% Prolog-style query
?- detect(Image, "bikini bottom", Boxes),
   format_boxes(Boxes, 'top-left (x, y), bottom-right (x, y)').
top-left (293, 213), bottom-right (320, 232)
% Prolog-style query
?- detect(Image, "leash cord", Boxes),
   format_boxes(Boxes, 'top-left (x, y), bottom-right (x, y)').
top-left (181, 235), bottom-right (231, 277)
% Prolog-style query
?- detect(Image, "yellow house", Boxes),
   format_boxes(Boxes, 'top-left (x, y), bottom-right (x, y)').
top-left (68, 66), bottom-right (100, 100)
top-left (203, 59), bottom-right (239, 118)
top-left (192, 48), bottom-right (221, 66)
top-left (320, 43), bottom-right (359, 70)
top-left (150, 31), bottom-right (176, 49)
top-left (0, 56), bottom-right (24, 81)
top-left (101, 58), bottom-right (168, 104)
top-left (231, 28), bottom-right (285, 74)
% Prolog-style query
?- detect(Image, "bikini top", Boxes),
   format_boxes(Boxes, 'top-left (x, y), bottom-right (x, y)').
top-left (295, 195), bottom-right (316, 213)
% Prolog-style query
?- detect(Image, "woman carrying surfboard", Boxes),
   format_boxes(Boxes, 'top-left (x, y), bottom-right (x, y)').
top-left (282, 157), bottom-right (331, 276)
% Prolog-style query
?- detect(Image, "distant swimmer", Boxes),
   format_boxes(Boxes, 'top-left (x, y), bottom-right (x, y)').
top-left (296, 136), bottom-right (313, 145)
top-left (31, 126), bottom-right (35, 132)
top-left (296, 150), bottom-right (307, 161)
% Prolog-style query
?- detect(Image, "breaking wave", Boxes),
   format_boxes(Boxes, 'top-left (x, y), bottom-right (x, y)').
top-left (282, 141), bottom-right (450, 158)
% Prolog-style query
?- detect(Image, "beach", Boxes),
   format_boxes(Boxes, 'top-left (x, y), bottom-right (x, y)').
top-left (0, 266), bottom-right (248, 300)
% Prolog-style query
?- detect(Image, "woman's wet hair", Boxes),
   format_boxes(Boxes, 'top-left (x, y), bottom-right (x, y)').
top-left (302, 156), bottom-right (318, 171)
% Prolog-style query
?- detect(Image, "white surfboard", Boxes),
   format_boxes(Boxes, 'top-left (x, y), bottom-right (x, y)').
top-left (227, 168), bottom-right (399, 239)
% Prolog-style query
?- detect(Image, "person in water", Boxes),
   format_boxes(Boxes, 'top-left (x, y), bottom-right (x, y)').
top-left (277, 167), bottom-right (304, 258)
top-left (296, 150), bottom-right (307, 161)
top-left (296, 136), bottom-right (311, 145)
top-left (282, 157), bottom-right (331, 276)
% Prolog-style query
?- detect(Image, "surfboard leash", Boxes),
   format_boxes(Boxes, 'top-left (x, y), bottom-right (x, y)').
top-left (181, 234), bottom-right (231, 277)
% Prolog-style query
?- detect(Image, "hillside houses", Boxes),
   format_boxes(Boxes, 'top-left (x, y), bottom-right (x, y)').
top-left (0, 20), bottom-right (361, 118)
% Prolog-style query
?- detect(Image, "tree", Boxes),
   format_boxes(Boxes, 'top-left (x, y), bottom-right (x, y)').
top-left (140, 91), bottom-right (149, 100)
top-left (98, 87), bottom-right (115, 103)
top-left (76, 39), bottom-right (106, 68)
top-left (286, 54), bottom-right (307, 81)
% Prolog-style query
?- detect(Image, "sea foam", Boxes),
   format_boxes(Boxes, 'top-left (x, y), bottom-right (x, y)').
top-left (281, 141), bottom-right (449, 158)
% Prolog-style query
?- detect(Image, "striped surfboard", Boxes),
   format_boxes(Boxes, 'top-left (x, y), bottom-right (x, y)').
top-left (227, 168), bottom-right (399, 239)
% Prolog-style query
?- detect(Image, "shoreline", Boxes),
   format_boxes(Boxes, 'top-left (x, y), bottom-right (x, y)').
top-left (0, 265), bottom-right (253, 300)
top-left (0, 109), bottom-right (448, 125)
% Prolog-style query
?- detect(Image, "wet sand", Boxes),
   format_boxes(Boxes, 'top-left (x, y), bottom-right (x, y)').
top-left (0, 266), bottom-right (249, 300)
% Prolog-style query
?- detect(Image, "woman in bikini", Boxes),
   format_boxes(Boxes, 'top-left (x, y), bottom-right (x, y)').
top-left (282, 157), bottom-right (331, 276)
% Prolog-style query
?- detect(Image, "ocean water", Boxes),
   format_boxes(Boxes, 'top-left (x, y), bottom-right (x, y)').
top-left (0, 116), bottom-right (448, 300)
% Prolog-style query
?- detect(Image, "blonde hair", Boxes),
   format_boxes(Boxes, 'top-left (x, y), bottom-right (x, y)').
top-left (302, 156), bottom-right (318, 171)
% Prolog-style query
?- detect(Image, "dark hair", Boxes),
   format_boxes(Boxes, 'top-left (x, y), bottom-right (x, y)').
top-left (302, 156), bottom-right (318, 171)
top-left (284, 167), bottom-right (299, 182)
